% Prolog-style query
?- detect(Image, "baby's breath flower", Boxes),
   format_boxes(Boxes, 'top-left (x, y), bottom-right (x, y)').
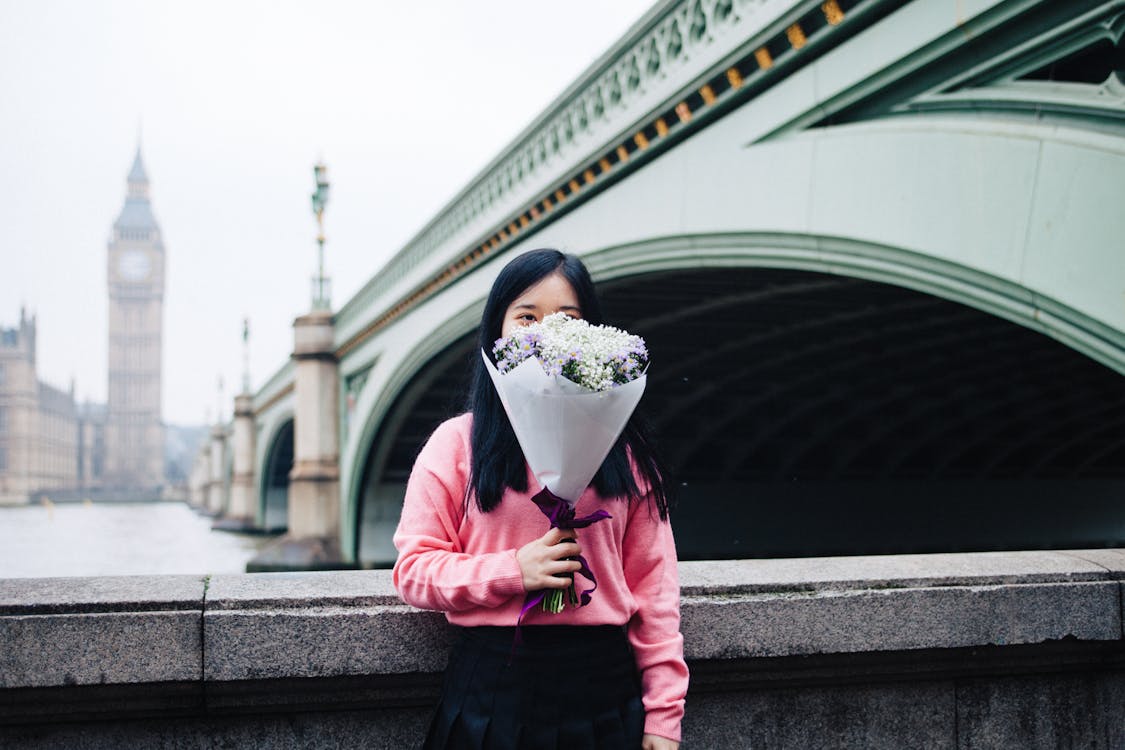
top-left (491, 312), bottom-right (648, 392)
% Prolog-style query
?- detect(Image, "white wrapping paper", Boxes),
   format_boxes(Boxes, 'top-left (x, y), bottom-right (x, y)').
top-left (482, 349), bottom-right (646, 505)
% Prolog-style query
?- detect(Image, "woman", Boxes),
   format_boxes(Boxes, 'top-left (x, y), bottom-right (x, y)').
top-left (393, 248), bottom-right (687, 750)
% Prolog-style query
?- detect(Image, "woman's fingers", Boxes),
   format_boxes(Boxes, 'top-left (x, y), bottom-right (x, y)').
top-left (543, 526), bottom-right (574, 545)
top-left (545, 558), bottom-right (582, 576)
top-left (537, 571), bottom-right (575, 589)
top-left (542, 528), bottom-right (582, 557)
top-left (516, 528), bottom-right (584, 591)
top-left (548, 541), bottom-right (581, 559)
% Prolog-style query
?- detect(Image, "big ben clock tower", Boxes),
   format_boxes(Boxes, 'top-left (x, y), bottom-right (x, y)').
top-left (105, 146), bottom-right (165, 493)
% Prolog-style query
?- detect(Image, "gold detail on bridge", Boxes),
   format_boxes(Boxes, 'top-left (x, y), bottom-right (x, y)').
top-left (787, 23), bottom-right (807, 50)
top-left (332, 1), bottom-right (854, 362)
top-left (822, 0), bottom-right (845, 25)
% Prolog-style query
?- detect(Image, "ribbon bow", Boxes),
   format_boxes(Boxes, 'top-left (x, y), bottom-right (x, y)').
top-left (516, 487), bottom-right (612, 629)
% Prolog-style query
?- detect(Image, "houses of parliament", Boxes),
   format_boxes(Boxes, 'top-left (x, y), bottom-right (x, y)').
top-left (0, 148), bottom-right (166, 504)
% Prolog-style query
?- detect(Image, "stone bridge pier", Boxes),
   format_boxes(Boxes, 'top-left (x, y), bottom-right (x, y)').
top-left (205, 423), bottom-right (226, 517)
top-left (249, 309), bottom-right (349, 571)
top-left (213, 392), bottom-right (256, 532)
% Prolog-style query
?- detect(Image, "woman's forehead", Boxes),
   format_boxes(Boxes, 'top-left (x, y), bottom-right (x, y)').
top-left (513, 273), bottom-right (578, 302)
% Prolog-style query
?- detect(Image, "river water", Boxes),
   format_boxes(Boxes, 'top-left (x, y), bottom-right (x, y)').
top-left (0, 502), bottom-right (272, 578)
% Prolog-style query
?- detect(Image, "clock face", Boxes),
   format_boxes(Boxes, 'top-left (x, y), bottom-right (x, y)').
top-left (118, 250), bottom-right (151, 281)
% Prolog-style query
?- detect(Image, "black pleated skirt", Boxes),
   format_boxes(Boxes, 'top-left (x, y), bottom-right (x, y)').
top-left (423, 625), bottom-right (644, 750)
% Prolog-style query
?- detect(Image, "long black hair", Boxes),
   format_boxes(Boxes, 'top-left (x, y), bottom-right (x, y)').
top-left (466, 248), bottom-right (673, 519)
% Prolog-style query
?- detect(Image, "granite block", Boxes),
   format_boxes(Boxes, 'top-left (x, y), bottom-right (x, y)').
top-left (0, 575), bottom-right (205, 689)
top-left (1104, 669), bottom-right (1125, 750)
top-left (204, 605), bottom-right (451, 681)
top-left (0, 575), bottom-right (205, 615)
top-left (0, 610), bottom-right (202, 688)
top-left (0, 680), bottom-right (205, 724)
top-left (202, 671), bottom-right (442, 712)
top-left (683, 680), bottom-right (955, 749)
top-left (679, 550), bottom-right (1113, 597)
top-left (1060, 549), bottom-right (1125, 577)
top-left (681, 581), bottom-right (1120, 660)
top-left (956, 672), bottom-right (1118, 749)
top-left (204, 568), bottom-right (452, 682)
top-left (0, 707), bottom-right (432, 749)
top-left (205, 568), bottom-right (399, 610)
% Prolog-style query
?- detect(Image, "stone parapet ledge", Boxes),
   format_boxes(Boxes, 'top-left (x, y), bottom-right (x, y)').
top-left (204, 571), bottom-right (450, 682)
top-left (678, 549), bottom-right (1125, 660)
top-left (0, 575), bottom-right (205, 689)
top-left (1, 549), bottom-right (1122, 694)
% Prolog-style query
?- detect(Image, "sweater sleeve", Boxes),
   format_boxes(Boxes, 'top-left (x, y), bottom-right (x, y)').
top-left (623, 499), bottom-right (689, 742)
top-left (392, 417), bottom-right (526, 612)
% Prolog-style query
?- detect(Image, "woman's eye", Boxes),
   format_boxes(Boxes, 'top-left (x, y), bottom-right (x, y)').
top-left (519, 314), bottom-right (537, 322)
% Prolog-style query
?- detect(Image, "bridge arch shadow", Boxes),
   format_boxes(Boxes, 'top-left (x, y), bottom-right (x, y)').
top-left (258, 417), bottom-right (294, 533)
top-left (348, 237), bottom-right (1125, 566)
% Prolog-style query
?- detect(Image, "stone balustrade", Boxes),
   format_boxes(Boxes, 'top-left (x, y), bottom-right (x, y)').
top-left (2, 549), bottom-right (1123, 747)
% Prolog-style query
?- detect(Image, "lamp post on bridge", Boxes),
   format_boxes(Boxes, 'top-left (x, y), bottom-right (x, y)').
top-left (310, 162), bottom-right (331, 310)
top-left (248, 160), bottom-right (349, 571)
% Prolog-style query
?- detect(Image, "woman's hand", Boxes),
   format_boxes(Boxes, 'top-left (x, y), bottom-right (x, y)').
top-left (642, 734), bottom-right (679, 750)
top-left (516, 527), bottom-right (582, 591)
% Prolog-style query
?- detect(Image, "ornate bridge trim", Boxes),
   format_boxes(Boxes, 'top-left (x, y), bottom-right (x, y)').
top-left (332, 0), bottom-right (904, 359)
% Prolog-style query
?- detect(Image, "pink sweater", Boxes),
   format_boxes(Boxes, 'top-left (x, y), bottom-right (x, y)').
top-left (392, 413), bottom-right (688, 742)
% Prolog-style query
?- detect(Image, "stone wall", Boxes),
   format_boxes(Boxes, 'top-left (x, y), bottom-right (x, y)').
top-left (2, 549), bottom-right (1122, 748)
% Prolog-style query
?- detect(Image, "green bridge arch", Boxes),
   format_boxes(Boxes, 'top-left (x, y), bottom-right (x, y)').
top-left (340, 225), bottom-right (1124, 562)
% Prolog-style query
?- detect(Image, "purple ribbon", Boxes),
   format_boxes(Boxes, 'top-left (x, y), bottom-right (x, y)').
top-left (515, 487), bottom-right (612, 638)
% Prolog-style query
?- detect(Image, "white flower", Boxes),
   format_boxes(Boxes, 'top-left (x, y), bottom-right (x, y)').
top-left (492, 312), bottom-right (648, 392)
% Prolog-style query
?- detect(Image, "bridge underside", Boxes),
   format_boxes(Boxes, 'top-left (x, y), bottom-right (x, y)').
top-left (260, 419), bottom-right (293, 533)
top-left (357, 268), bottom-right (1124, 566)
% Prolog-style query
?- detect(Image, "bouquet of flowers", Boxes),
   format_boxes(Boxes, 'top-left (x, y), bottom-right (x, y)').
top-left (484, 313), bottom-right (649, 615)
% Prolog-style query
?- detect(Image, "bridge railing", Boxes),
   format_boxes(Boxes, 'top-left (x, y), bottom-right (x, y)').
top-left (3, 549), bottom-right (1122, 747)
top-left (331, 0), bottom-right (841, 346)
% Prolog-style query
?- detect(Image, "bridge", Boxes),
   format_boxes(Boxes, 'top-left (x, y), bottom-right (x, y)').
top-left (189, 0), bottom-right (1125, 570)
top-left (6, 0), bottom-right (1125, 746)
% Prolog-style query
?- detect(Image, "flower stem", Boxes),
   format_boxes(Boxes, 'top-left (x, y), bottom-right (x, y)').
top-left (542, 588), bottom-right (563, 613)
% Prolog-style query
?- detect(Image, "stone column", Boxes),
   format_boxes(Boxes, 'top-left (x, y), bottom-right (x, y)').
top-left (215, 393), bottom-right (257, 531)
top-left (189, 447), bottom-right (208, 510)
top-left (289, 310), bottom-right (340, 539)
top-left (248, 310), bottom-right (351, 571)
top-left (206, 423), bottom-right (226, 516)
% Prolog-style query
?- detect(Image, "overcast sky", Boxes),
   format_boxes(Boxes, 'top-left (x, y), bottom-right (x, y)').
top-left (0, 0), bottom-right (654, 425)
